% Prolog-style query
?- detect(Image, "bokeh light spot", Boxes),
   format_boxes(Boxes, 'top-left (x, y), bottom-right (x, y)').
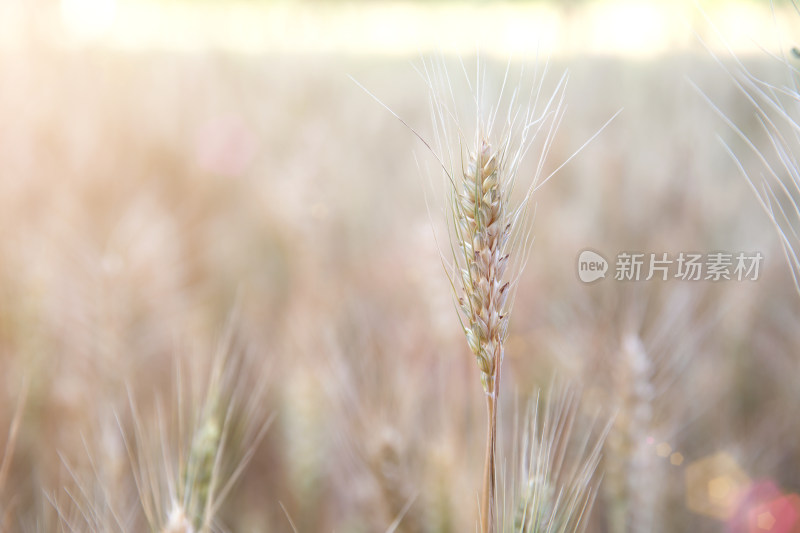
top-left (670, 452), bottom-right (684, 466)
top-left (710, 476), bottom-right (735, 502)
top-left (656, 442), bottom-right (672, 457)
top-left (748, 494), bottom-right (800, 533)
top-left (757, 511), bottom-right (776, 530)
top-left (728, 480), bottom-right (783, 533)
top-left (685, 452), bottom-right (750, 520)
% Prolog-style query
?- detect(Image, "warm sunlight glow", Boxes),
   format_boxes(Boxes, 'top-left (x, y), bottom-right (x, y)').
top-left (60, 0), bottom-right (116, 39)
top-left (33, 0), bottom-right (797, 55)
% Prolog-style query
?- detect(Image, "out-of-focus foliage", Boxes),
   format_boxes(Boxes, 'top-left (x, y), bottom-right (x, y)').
top-left (0, 2), bottom-right (799, 532)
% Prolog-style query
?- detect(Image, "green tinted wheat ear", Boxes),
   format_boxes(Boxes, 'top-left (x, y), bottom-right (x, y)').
top-left (457, 139), bottom-right (510, 396)
top-left (49, 318), bottom-right (274, 533)
top-left (511, 384), bottom-right (609, 533)
top-left (456, 138), bottom-right (509, 533)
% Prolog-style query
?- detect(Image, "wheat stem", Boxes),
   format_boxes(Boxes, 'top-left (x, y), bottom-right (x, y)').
top-left (480, 356), bottom-right (501, 533)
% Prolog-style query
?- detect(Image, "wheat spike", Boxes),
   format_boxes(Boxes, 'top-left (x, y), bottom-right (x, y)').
top-left (454, 137), bottom-right (509, 533)
top-left (357, 55), bottom-right (616, 533)
top-left (456, 138), bottom-right (510, 396)
top-left (419, 56), bottom-right (613, 533)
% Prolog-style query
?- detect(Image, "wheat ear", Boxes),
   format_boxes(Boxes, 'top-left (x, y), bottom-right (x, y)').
top-left (353, 55), bottom-right (616, 533)
top-left (454, 138), bottom-right (509, 533)
top-left (423, 57), bottom-right (608, 533)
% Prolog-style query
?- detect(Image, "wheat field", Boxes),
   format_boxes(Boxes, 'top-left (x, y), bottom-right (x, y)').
top-left (1, 1), bottom-right (800, 532)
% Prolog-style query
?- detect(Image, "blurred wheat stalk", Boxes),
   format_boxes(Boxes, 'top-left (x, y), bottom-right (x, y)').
top-left (46, 320), bottom-right (273, 533)
top-left (0, 381), bottom-right (27, 533)
top-left (697, 7), bottom-right (800, 295)
top-left (511, 384), bottom-right (608, 533)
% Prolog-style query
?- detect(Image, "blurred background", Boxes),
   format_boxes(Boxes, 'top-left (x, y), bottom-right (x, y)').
top-left (1, 0), bottom-right (799, 531)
